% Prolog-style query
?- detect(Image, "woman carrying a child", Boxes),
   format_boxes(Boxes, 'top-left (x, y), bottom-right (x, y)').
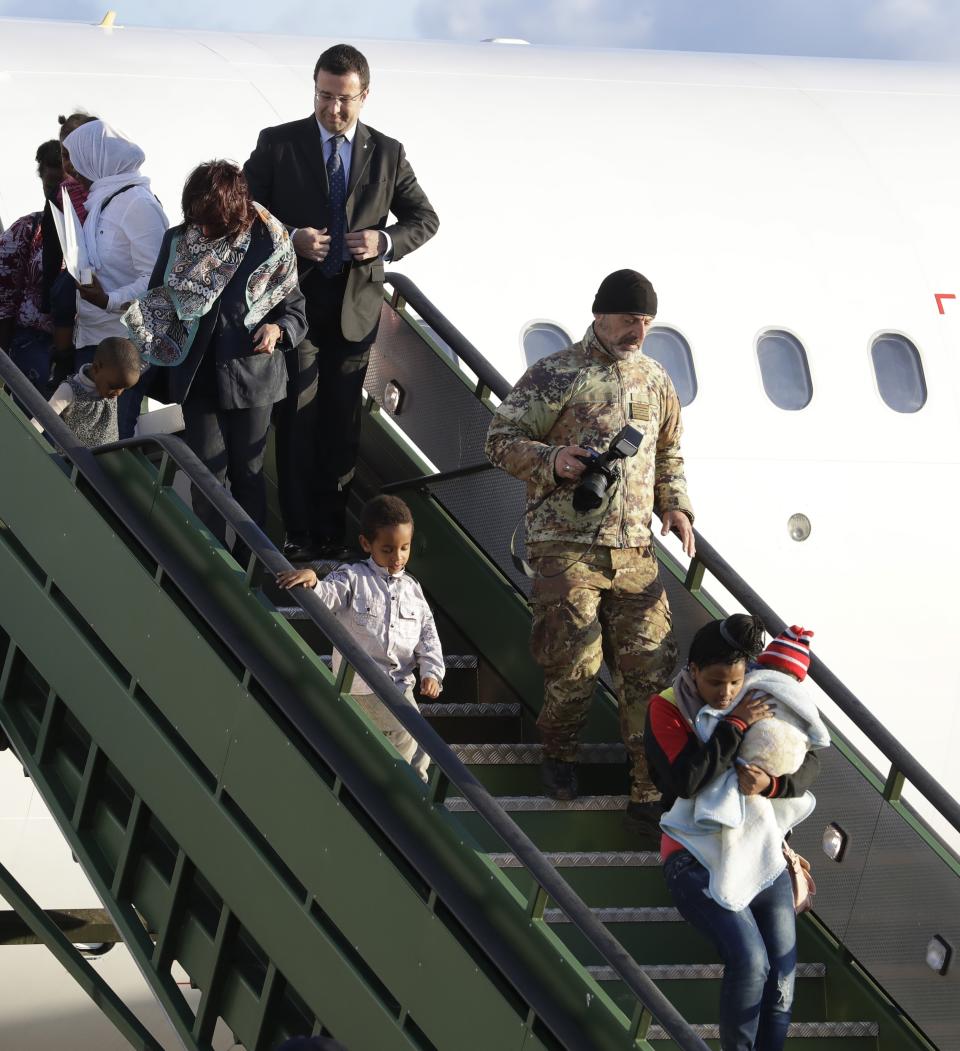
top-left (123, 160), bottom-right (306, 536)
top-left (645, 616), bottom-right (828, 1051)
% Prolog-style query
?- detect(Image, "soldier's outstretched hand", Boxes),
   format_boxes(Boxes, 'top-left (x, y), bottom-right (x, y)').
top-left (660, 510), bottom-right (696, 558)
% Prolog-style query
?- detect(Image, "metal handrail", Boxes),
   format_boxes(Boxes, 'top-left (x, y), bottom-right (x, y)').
top-left (689, 535), bottom-right (960, 836)
top-left (387, 272), bottom-right (513, 399)
top-left (380, 460), bottom-right (495, 494)
top-left (0, 351), bottom-right (708, 1051)
top-left (384, 272), bottom-right (960, 841)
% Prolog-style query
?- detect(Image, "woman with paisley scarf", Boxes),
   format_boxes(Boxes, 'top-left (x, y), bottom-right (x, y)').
top-left (124, 160), bottom-right (306, 535)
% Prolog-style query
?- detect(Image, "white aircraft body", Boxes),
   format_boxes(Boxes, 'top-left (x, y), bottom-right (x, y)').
top-left (0, 14), bottom-right (958, 1047)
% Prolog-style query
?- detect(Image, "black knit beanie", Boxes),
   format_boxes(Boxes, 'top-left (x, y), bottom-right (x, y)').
top-left (592, 270), bottom-right (657, 316)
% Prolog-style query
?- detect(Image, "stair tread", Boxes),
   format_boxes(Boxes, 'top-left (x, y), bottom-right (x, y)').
top-left (646, 1021), bottom-right (877, 1039)
top-left (453, 742), bottom-right (625, 764)
top-left (421, 702), bottom-right (521, 717)
top-left (447, 794), bottom-right (629, 812)
top-left (587, 962), bottom-right (827, 979)
top-left (489, 850), bottom-right (659, 868)
top-left (544, 905), bottom-right (681, 923)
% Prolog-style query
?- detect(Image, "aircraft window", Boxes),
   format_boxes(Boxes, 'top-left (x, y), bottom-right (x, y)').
top-left (644, 327), bottom-right (698, 406)
top-left (522, 322), bottom-right (571, 368)
top-left (756, 330), bottom-right (812, 410)
top-left (871, 334), bottom-right (926, 413)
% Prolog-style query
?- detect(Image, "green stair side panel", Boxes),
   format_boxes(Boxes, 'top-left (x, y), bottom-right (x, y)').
top-left (0, 392), bottom-right (657, 1051)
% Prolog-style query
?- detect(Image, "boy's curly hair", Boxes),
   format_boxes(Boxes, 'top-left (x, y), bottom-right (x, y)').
top-left (359, 494), bottom-right (413, 540)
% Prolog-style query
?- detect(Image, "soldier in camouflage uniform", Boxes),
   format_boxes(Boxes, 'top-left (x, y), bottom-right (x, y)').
top-left (485, 270), bottom-right (695, 831)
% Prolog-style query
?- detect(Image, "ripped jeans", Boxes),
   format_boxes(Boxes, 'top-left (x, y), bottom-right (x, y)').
top-left (664, 849), bottom-right (796, 1051)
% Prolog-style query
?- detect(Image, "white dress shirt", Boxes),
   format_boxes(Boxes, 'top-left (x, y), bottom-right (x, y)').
top-left (74, 187), bottom-right (168, 347)
top-left (315, 557), bottom-right (445, 695)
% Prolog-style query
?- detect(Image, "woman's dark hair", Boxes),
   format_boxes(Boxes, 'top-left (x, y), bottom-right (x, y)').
top-left (181, 161), bottom-right (255, 240)
top-left (58, 111), bottom-right (97, 142)
top-left (36, 140), bottom-right (62, 170)
top-left (313, 43), bottom-right (370, 90)
top-left (688, 614), bottom-right (765, 669)
top-left (359, 494), bottom-right (413, 540)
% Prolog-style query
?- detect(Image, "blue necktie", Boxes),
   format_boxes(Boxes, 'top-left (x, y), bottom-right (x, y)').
top-left (321, 134), bottom-right (346, 276)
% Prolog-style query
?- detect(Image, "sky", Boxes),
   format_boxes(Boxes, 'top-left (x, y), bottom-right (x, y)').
top-left (1, 0), bottom-right (959, 62)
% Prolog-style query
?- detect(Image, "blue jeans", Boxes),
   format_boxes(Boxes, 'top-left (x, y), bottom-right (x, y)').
top-left (664, 849), bottom-right (796, 1051)
top-left (9, 326), bottom-right (52, 394)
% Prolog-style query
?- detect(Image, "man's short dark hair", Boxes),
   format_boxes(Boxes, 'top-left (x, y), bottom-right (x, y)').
top-left (95, 337), bottom-right (141, 381)
top-left (359, 494), bottom-right (413, 540)
top-left (36, 139), bottom-right (62, 170)
top-left (313, 44), bottom-right (370, 91)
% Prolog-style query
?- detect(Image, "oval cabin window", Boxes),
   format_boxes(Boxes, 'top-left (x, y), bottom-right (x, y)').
top-left (644, 327), bottom-right (698, 406)
top-left (871, 334), bottom-right (926, 413)
top-left (756, 330), bottom-right (813, 410)
top-left (522, 322), bottom-right (571, 368)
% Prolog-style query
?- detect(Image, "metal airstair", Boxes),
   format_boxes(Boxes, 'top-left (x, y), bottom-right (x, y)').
top-left (0, 276), bottom-right (956, 1050)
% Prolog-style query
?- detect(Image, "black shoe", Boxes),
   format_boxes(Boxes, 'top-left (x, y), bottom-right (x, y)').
top-left (623, 799), bottom-right (664, 838)
top-left (541, 758), bottom-right (578, 801)
top-left (283, 537), bottom-right (322, 562)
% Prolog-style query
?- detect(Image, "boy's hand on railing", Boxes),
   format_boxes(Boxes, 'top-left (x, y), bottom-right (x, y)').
top-left (277, 568), bottom-right (318, 589)
top-left (420, 676), bottom-right (442, 699)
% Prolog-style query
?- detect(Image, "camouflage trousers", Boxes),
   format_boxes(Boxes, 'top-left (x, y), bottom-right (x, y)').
top-left (528, 542), bottom-right (678, 803)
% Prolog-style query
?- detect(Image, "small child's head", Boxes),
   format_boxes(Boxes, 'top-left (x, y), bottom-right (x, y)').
top-left (89, 337), bottom-right (141, 399)
top-left (740, 718), bottom-right (809, 777)
top-left (756, 626), bottom-right (814, 682)
top-left (358, 494), bottom-right (414, 576)
top-left (687, 614), bottom-right (766, 709)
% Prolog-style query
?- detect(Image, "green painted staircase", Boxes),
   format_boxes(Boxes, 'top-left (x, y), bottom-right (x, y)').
top-left (0, 271), bottom-right (957, 1051)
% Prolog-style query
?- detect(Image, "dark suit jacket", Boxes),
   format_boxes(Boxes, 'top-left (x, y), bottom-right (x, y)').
top-left (243, 116), bottom-right (439, 342)
top-left (147, 219), bottom-right (308, 409)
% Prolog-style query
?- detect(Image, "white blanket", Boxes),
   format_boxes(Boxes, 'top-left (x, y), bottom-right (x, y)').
top-left (660, 670), bottom-right (829, 911)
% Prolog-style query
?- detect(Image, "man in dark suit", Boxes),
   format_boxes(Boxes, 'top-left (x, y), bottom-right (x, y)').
top-left (245, 43), bottom-right (439, 560)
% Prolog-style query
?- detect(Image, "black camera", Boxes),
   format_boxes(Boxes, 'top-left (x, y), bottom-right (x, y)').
top-left (572, 424), bottom-right (644, 512)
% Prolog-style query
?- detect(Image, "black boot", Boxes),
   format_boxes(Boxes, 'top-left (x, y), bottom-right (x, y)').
top-left (623, 798), bottom-right (665, 838)
top-left (541, 758), bottom-right (578, 801)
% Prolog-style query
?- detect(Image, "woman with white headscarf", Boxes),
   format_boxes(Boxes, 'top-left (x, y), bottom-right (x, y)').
top-left (61, 118), bottom-right (167, 437)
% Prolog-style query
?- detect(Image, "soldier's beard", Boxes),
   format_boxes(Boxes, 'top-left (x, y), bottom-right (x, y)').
top-left (603, 340), bottom-right (644, 361)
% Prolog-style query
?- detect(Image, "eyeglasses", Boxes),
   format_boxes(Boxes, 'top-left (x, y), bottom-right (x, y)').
top-left (314, 89), bottom-right (366, 106)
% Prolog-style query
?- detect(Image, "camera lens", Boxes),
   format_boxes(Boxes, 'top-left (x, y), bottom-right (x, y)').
top-left (573, 471), bottom-right (608, 512)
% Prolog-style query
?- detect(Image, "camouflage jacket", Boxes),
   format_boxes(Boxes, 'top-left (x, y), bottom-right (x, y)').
top-left (485, 326), bottom-right (694, 548)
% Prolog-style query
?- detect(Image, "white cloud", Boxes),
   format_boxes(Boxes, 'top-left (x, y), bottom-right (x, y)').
top-left (3, 0), bottom-right (960, 60)
top-left (414, 0), bottom-right (656, 48)
top-left (415, 0), bottom-right (960, 60)
top-left (0, 0), bottom-right (423, 38)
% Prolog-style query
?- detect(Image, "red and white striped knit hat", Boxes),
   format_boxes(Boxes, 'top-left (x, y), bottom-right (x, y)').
top-left (757, 625), bottom-right (814, 680)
